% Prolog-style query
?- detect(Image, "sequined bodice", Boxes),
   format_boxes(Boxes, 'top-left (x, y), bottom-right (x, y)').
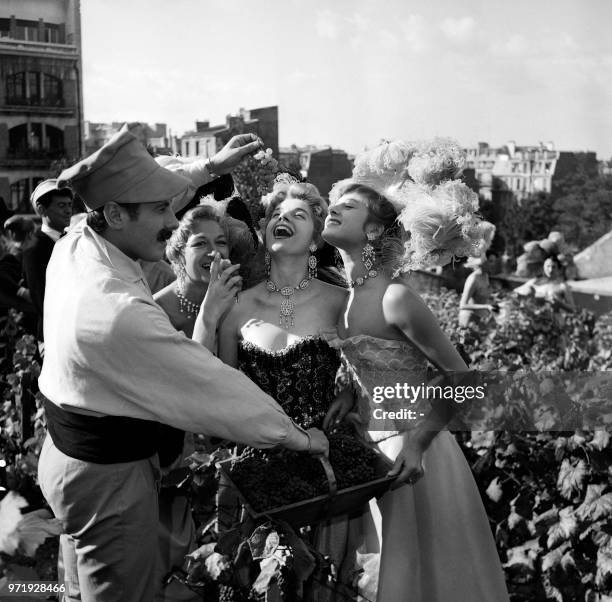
top-left (237, 337), bottom-right (340, 430)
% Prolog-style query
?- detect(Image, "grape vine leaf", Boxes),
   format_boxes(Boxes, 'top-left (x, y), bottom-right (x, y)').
top-left (532, 507), bottom-right (559, 536)
top-left (596, 542), bottom-right (612, 588)
top-left (508, 511), bottom-right (524, 531)
top-left (577, 485), bottom-right (612, 522)
top-left (557, 458), bottom-right (587, 499)
top-left (204, 552), bottom-right (231, 581)
top-left (547, 507), bottom-right (578, 549)
top-left (248, 523), bottom-right (276, 560)
top-left (486, 477), bottom-right (503, 503)
top-left (0, 491), bottom-right (36, 556)
top-left (252, 556), bottom-right (281, 594)
top-left (542, 541), bottom-right (571, 573)
top-left (503, 538), bottom-right (540, 582)
top-left (589, 430), bottom-right (610, 451)
top-left (14, 508), bottom-right (62, 557)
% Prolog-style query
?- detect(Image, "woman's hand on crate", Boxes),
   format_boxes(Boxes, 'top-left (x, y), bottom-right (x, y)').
top-left (323, 390), bottom-right (355, 431)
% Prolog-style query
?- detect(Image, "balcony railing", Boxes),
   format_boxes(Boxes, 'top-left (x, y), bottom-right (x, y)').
top-left (0, 38), bottom-right (78, 57)
top-left (4, 96), bottom-right (66, 108)
top-left (6, 147), bottom-right (66, 161)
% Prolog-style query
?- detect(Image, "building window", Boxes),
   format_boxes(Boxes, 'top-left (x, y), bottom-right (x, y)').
top-left (28, 72), bottom-right (41, 103)
top-left (9, 179), bottom-right (29, 211)
top-left (43, 73), bottom-right (62, 105)
top-left (195, 141), bottom-right (200, 156)
top-left (8, 123), bottom-right (64, 158)
top-left (6, 71), bottom-right (63, 106)
top-left (43, 24), bottom-right (60, 43)
top-left (6, 72), bottom-right (26, 104)
top-left (184, 141), bottom-right (190, 156)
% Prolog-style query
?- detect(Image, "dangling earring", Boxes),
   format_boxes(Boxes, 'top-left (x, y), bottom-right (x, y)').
top-left (265, 250), bottom-right (271, 276)
top-left (361, 233), bottom-right (377, 272)
top-left (350, 233), bottom-right (379, 288)
top-left (308, 243), bottom-right (318, 279)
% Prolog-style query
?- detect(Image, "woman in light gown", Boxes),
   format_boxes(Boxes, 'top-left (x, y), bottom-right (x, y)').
top-left (321, 140), bottom-right (510, 602)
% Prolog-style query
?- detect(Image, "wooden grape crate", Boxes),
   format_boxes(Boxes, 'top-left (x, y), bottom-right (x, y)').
top-left (218, 447), bottom-right (394, 528)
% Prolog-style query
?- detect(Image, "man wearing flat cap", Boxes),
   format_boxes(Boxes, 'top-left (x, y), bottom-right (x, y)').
top-left (23, 180), bottom-right (73, 341)
top-left (37, 129), bottom-right (328, 601)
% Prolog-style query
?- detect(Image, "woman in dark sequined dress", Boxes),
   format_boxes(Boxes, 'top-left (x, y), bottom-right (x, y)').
top-left (218, 179), bottom-right (355, 599)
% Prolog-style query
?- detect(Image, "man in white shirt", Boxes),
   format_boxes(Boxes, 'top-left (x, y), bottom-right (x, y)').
top-left (23, 180), bottom-right (73, 340)
top-left (38, 128), bottom-right (328, 601)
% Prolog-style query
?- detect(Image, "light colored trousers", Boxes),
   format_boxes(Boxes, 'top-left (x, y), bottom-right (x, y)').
top-left (38, 434), bottom-right (161, 601)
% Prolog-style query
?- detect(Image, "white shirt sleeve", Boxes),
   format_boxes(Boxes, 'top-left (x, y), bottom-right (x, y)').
top-left (80, 295), bottom-right (306, 449)
top-left (156, 156), bottom-right (212, 210)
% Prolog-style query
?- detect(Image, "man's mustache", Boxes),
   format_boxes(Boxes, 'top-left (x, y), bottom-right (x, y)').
top-left (157, 228), bottom-right (173, 242)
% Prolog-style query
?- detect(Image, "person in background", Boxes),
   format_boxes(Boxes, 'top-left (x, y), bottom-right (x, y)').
top-left (22, 180), bottom-right (73, 341)
top-left (153, 201), bottom-right (250, 601)
top-left (0, 215), bottom-right (36, 325)
top-left (515, 254), bottom-right (576, 312)
top-left (3, 214), bottom-right (35, 266)
top-left (547, 231), bottom-right (578, 280)
top-left (515, 240), bottom-right (545, 278)
top-left (155, 201), bottom-right (250, 340)
top-left (459, 254), bottom-right (499, 327)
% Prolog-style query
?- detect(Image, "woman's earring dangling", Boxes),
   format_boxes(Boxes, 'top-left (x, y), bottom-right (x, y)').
top-left (308, 243), bottom-right (318, 279)
top-left (265, 250), bottom-right (271, 277)
top-left (361, 232), bottom-right (377, 274)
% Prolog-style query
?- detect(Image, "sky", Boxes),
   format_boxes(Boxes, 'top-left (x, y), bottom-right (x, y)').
top-left (81, 0), bottom-right (612, 159)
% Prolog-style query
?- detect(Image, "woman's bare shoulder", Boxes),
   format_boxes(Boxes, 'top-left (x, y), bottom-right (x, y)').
top-left (384, 279), bottom-right (426, 307)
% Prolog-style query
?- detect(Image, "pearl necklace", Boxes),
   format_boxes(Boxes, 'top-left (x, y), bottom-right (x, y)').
top-left (176, 288), bottom-right (200, 318)
top-left (266, 277), bottom-right (312, 328)
top-left (349, 268), bottom-right (378, 288)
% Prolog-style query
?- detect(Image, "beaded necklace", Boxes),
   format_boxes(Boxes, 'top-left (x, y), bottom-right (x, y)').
top-left (348, 268), bottom-right (378, 288)
top-left (176, 287), bottom-right (200, 318)
top-left (265, 277), bottom-right (312, 328)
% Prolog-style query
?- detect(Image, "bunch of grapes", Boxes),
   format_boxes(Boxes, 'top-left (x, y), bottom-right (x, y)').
top-left (228, 433), bottom-right (382, 512)
top-left (218, 583), bottom-right (254, 602)
top-left (327, 432), bottom-right (378, 490)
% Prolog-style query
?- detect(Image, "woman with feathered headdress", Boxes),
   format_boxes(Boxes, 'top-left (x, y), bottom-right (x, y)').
top-left (321, 139), bottom-right (509, 601)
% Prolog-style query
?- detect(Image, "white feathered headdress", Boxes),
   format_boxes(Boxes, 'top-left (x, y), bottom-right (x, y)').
top-left (329, 137), bottom-right (495, 271)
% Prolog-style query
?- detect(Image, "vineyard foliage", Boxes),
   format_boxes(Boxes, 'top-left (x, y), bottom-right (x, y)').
top-left (423, 289), bottom-right (612, 601)
top-left (1, 289), bottom-right (612, 600)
